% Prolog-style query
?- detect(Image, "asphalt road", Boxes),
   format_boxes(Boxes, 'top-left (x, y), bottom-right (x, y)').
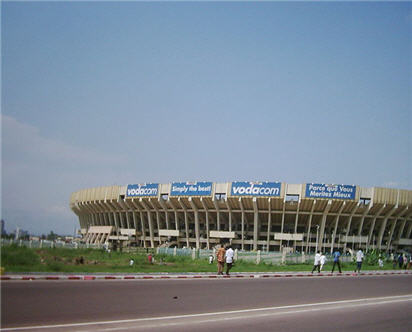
top-left (2, 275), bottom-right (412, 331)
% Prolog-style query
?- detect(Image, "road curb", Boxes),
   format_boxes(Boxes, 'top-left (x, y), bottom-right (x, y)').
top-left (1, 271), bottom-right (411, 281)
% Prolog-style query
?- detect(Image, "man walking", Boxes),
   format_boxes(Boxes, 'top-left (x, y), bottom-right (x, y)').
top-left (225, 245), bottom-right (234, 276)
top-left (216, 244), bottom-right (226, 275)
top-left (311, 251), bottom-right (321, 273)
top-left (355, 248), bottom-right (364, 273)
top-left (320, 252), bottom-right (326, 271)
top-left (331, 249), bottom-right (342, 273)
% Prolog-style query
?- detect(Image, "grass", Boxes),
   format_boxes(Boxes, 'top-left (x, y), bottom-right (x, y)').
top-left (0, 244), bottom-right (401, 274)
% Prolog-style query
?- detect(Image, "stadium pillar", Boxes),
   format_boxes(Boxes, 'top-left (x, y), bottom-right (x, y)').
top-left (293, 198), bottom-right (301, 252)
top-left (386, 207), bottom-right (408, 251)
top-left (305, 200), bottom-right (316, 253)
top-left (239, 198), bottom-right (245, 251)
top-left (158, 198), bottom-right (170, 230)
top-left (266, 198), bottom-right (272, 252)
top-left (225, 198), bottom-right (232, 232)
top-left (178, 198), bottom-right (190, 248)
top-left (213, 199), bottom-right (220, 232)
top-left (330, 202), bottom-right (346, 253)
top-left (280, 201), bottom-right (286, 249)
top-left (318, 200), bottom-right (332, 252)
top-left (139, 211), bottom-right (146, 248)
top-left (189, 198), bottom-right (200, 249)
top-left (406, 213), bottom-right (412, 238)
top-left (140, 199), bottom-right (155, 248)
top-left (253, 198), bottom-right (258, 251)
top-left (377, 205), bottom-right (397, 250)
top-left (343, 202), bottom-right (363, 253)
top-left (201, 198), bottom-right (210, 249)
top-left (368, 204), bottom-right (386, 248)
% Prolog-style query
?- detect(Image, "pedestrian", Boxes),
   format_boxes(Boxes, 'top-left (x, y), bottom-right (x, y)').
top-left (378, 257), bottom-right (384, 268)
top-left (129, 258), bottom-right (134, 267)
top-left (392, 254), bottom-right (397, 269)
top-left (355, 248), bottom-right (364, 273)
top-left (331, 249), bottom-right (342, 273)
top-left (403, 254), bottom-right (408, 269)
top-left (216, 245), bottom-right (226, 275)
top-left (320, 253), bottom-right (327, 271)
top-left (311, 251), bottom-right (321, 273)
top-left (398, 254), bottom-right (403, 269)
top-left (148, 253), bottom-right (153, 264)
top-left (209, 254), bottom-right (214, 264)
top-left (225, 245), bottom-right (234, 276)
top-left (408, 256), bottom-right (412, 270)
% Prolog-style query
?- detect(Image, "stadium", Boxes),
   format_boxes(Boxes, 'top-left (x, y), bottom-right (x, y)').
top-left (70, 182), bottom-right (412, 253)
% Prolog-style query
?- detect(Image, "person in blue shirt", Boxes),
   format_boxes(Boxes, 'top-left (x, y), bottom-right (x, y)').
top-left (331, 250), bottom-right (342, 273)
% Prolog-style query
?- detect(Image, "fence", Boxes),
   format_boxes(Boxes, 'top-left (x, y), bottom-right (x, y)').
top-left (0, 238), bottom-right (104, 250)
top-left (2, 239), bottom-right (354, 265)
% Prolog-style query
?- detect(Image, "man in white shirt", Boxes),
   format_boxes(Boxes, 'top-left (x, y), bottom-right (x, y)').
top-left (225, 245), bottom-right (234, 276)
top-left (320, 253), bottom-right (326, 271)
top-left (311, 251), bottom-right (321, 273)
top-left (355, 248), bottom-right (364, 273)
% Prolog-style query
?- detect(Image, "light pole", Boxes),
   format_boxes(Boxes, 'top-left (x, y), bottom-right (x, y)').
top-left (315, 225), bottom-right (320, 253)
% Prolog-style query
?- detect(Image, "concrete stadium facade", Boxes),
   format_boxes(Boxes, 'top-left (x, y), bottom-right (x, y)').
top-left (70, 181), bottom-right (412, 252)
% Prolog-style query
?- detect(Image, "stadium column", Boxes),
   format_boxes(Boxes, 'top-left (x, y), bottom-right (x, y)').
top-left (118, 199), bottom-right (131, 230)
top-left (189, 198), bottom-right (200, 249)
top-left (293, 198), bottom-right (301, 252)
top-left (140, 199), bottom-right (155, 248)
top-left (318, 200), bottom-right (332, 252)
top-left (253, 198), bottom-right (259, 251)
top-left (178, 198), bottom-right (190, 248)
top-left (168, 199), bottom-right (180, 247)
top-left (377, 205), bottom-right (397, 250)
top-left (200, 198), bottom-right (210, 249)
top-left (367, 204), bottom-right (386, 249)
top-left (239, 198), bottom-right (245, 251)
top-left (225, 198), bottom-right (232, 233)
top-left (130, 198), bottom-right (146, 247)
top-left (406, 216), bottom-right (412, 238)
top-left (124, 199), bottom-right (139, 243)
top-left (330, 202), bottom-right (346, 253)
top-left (266, 198), bottom-right (272, 252)
top-left (305, 200), bottom-right (317, 253)
top-left (280, 200), bottom-right (286, 249)
top-left (343, 202), bottom-right (363, 252)
top-left (149, 198), bottom-right (161, 246)
top-left (357, 203), bottom-right (371, 237)
top-left (386, 206), bottom-right (408, 251)
top-left (158, 198), bottom-right (170, 230)
top-left (213, 199), bottom-right (221, 232)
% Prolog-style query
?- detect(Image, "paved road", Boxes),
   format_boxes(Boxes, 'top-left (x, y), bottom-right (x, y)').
top-left (2, 275), bottom-right (412, 331)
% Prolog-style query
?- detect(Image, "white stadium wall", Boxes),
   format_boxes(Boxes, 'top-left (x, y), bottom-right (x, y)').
top-left (70, 182), bottom-right (412, 252)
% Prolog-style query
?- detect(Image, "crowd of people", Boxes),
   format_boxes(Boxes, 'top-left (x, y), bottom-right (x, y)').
top-left (311, 248), bottom-right (412, 273)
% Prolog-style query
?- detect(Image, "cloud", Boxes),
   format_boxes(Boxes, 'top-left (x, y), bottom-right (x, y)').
top-left (1, 115), bottom-right (131, 235)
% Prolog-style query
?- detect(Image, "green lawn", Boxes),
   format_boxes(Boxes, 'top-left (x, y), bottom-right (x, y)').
top-left (0, 245), bottom-right (399, 273)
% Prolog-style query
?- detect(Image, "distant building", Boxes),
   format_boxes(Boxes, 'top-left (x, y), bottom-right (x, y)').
top-left (14, 227), bottom-right (29, 240)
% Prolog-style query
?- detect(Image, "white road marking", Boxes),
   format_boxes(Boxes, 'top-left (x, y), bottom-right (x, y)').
top-left (3, 294), bottom-right (412, 331)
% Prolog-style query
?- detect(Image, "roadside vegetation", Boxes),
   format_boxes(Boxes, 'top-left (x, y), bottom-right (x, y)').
top-left (1, 244), bottom-right (402, 274)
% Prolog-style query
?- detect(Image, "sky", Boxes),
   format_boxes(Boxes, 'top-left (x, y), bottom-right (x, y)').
top-left (1, 1), bottom-right (411, 235)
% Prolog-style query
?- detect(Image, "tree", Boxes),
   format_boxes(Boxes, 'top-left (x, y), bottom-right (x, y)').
top-left (47, 231), bottom-right (58, 241)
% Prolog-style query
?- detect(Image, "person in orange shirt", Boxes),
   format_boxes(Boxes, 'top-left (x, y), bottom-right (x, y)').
top-left (216, 245), bottom-right (226, 275)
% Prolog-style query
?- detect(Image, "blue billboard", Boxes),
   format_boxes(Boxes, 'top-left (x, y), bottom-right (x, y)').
top-left (170, 182), bottom-right (213, 196)
top-left (305, 183), bottom-right (356, 200)
top-left (126, 183), bottom-right (159, 197)
top-left (231, 181), bottom-right (281, 197)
